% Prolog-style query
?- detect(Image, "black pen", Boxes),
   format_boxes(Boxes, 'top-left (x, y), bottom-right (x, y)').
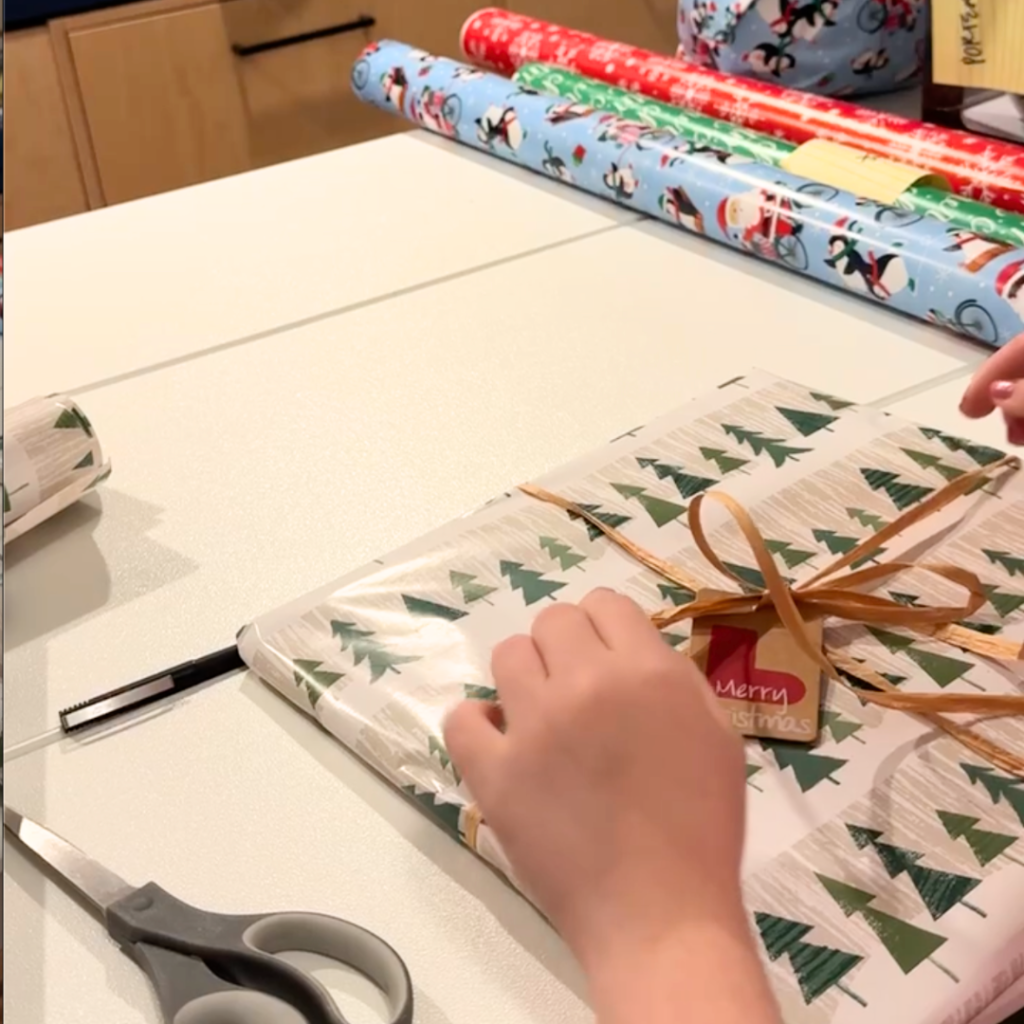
top-left (58, 646), bottom-right (245, 734)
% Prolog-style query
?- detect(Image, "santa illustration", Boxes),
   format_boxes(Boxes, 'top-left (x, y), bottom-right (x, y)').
top-left (996, 259), bottom-right (1024, 322)
top-left (717, 188), bottom-right (802, 259)
top-left (943, 229), bottom-right (1018, 274)
top-left (475, 105), bottom-right (525, 150)
top-left (604, 163), bottom-right (640, 201)
top-left (660, 186), bottom-right (705, 233)
top-left (381, 67), bottom-right (409, 111)
top-left (824, 221), bottom-right (910, 300)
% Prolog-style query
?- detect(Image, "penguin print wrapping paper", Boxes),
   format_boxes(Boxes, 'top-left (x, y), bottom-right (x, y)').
top-left (239, 368), bottom-right (1024, 1024)
top-left (677, 0), bottom-right (928, 98)
top-left (351, 41), bottom-right (1024, 350)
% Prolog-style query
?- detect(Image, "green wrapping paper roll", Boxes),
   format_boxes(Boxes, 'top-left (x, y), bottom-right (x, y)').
top-left (514, 64), bottom-right (1024, 249)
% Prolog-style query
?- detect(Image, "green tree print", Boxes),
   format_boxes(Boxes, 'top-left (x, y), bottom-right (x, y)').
top-left (746, 764), bottom-right (764, 792)
top-left (822, 710), bottom-right (866, 744)
top-left (846, 507), bottom-right (888, 532)
top-left (753, 912), bottom-right (865, 1006)
top-left (764, 539), bottom-right (816, 569)
top-left (292, 659), bottom-right (343, 708)
top-left (74, 452), bottom-right (95, 469)
top-left (464, 683), bottom-right (498, 702)
top-left (500, 561), bottom-right (567, 605)
top-left (700, 446), bottom-right (750, 474)
top-left (961, 763), bottom-right (1024, 826)
top-left (901, 448), bottom-right (969, 483)
top-left (760, 740), bottom-right (846, 791)
top-left (539, 536), bottom-right (587, 571)
top-left (400, 786), bottom-right (462, 837)
top-left (635, 456), bottom-right (717, 499)
top-left (813, 529), bottom-right (885, 568)
top-left (937, 811), bottom-right (1023, 868)
top-left (983, 583), bottom-right (1024, 618)
top-left (777, 406), bottom-right (838, 436)
top-left (984, 549), bottom-right (1024, 578)
top-left (659, 582), bottom-right (696, 606)
top-left (428, 734), bottom-right (454, 774)
top-left (810, 391), bottom-right (855, 411)
top-left (722, 424), bottom-right (811, 467)
top-left (330, 620), bottom-right (420, 682)
top-left (610, 483), bottom-right (686, 527)
top-left (817, 874), bottom-right (953, 979)
top-left (402, 595), bottom-right (468, 622)
top-left (961, 620), bottom-right (1002, 636)
top-left (920, 427), bottom-right (1004, 466)
top-left (567, 502), bottom-right (633, 541)
top-left (868, 628), bottom-right (979, 690)
top-left (450, 570), bottom-right (497, 605)
top-left (846, 825), bottom-right (985, 919)
top-left (889, 592), bottom-right (921, 606)
top-left (662, 631), bottom-right (688, 649)
top-left (860, 468), bottom-right (934, 511)
top-left (54, 406), bottom-right (94, 436)
top-left (724, 561), bottom-right (770, 590)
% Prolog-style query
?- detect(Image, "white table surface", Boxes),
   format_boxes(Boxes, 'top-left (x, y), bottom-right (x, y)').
top-left (4, 130), bottom-right (1022, 1024)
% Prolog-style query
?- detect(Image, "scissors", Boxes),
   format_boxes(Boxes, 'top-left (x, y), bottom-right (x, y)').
top-left (5, 806), bottom-right (414, 1024)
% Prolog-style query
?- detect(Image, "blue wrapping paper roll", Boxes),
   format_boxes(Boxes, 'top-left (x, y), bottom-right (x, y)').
top-left (352, 41), bottom-right (1024, 349)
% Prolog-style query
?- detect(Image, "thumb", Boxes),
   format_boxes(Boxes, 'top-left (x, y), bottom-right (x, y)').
top-left (961, 332), bottom-right (1024, 418)
top-left (443, 699), bottom-right (505, 787)
top-left (990, 379), bottom-right (1024, 422)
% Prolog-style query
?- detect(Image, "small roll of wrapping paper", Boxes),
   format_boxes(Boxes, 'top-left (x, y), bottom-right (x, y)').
top-left (515, 64), bottom-right (1024, 250)
top-left (3, 395), bottom-right (111, 543)
top-left (460, 8), bottom-right (1024, 216)
top-left (353, 42), bottom-right (1024, 348)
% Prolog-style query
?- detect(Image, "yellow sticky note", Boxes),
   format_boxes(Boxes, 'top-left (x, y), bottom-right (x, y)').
top-left (781, 140), bottom-right (950, 206)
top-left (931, 0), bottom-right (1024, 95)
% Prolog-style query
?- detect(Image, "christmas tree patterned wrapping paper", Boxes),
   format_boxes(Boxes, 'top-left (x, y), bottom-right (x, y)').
top-left (352, 42), bottom-right (1024, 350)
top-left (3, 395), bottom-right (111, 543)
top-left (239, 370), bottom-right (1024, 1024)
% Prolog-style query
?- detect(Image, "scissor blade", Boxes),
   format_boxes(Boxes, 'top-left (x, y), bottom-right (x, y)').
top-left (4, 806), bottom-right (136, 915)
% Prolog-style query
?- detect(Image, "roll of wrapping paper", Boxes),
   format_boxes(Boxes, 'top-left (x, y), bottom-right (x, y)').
top-left (3, 395), bottom-right (111, 542)
top-left (352, 42), bottom-right (1024, 348)
top-left (515, 63), bottom-right (1024, 249)
top-left (459, 8), bottom-right (1024, 216)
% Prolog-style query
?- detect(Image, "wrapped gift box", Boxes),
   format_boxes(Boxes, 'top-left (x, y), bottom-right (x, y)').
top-left (239, 370), bottom-right (1024, 1023)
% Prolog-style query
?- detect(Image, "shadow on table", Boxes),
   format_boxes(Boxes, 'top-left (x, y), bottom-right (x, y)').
top-left (239, 673), bottom-right (591, 1018)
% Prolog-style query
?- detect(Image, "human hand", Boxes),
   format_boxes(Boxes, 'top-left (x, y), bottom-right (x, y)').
top-left (445, 590), bottom-right (778, 1024)
top-left (960, 332), bottom-right (1024, 445)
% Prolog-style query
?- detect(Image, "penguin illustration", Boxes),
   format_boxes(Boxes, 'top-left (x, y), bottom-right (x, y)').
top-left (851, 48), bottom-right (890, 77)
top-left (542, 142), bottom-right (573, 184)
top-left (744, 42), bottom-right (796, 77)
top-left (381, 67), bottom-right (409, 111)
top-left (825, 228), bottom-right (909, 300)
top-left (996, 258), bottom-right (1024, 321)
top-left (604, 163), bottom-right (639, 201)
top-left (763, 0), bottom-right (838, 41)
top-left (690, 144), bottom-right (754, 166)
top-left (475, 106), bottom-right (525, 151)
top-left (660, 186), bottom-right (705, 233)
top-left (942, 229), bottom-right (1017, 274)
top-left (545, 101), bottom-right (594, 124)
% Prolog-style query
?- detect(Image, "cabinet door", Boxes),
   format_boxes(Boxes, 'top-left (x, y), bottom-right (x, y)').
top-left (5, 28), bottom-right (90, 230)
top-left (63, 3), bottom-right (251, 205)
top-left (512, 0), bottom-right (679, 54)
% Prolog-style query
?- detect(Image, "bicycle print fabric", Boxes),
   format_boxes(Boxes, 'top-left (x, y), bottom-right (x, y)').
top-left (352, 41), bottom-right (1024, 348)
top-left (239, 369), bottom-right (1024, 1024)
top-left (678, 0), bottom-right (928, 98)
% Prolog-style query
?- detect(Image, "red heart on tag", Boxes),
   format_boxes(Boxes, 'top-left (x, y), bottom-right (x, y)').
top-left (705, 624), bottom-right (807, 706)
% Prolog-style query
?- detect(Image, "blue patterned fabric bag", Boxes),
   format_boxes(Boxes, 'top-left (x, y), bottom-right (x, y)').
top-left (677, 0), bottom-right (929, 97)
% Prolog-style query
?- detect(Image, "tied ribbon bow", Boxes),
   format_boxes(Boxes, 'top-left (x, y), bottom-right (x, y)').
top-left (521, 454), bottom-right (1024, 776)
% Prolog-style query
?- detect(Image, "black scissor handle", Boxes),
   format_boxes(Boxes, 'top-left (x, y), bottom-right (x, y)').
top-left (107, 883), bottom-right (413, 1024)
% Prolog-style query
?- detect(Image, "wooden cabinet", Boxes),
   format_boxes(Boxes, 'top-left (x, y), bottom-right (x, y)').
top-left (4, 0), bottom-right (681, 229)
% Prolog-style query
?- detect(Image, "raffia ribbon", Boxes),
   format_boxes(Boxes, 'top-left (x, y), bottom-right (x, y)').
top-left (520, 454), bottom-right (1024, 776)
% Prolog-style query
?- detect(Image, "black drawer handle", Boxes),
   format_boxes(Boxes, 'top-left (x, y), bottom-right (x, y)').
top-left (232, 15), bottom-right (376, 57)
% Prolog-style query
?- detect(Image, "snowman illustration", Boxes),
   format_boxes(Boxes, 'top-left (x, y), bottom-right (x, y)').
top-left (851, 48), bottom-right (890, 78)
top-left (744, 42), bottom-right (796, 77)
top-left (541, 142), bottom-right (574, 183)
top-left (996, 259), bottom-right (1024, 323)
top-left (545, 101), bottom-right (594, 124)
top-left (476, 106), bottom-right (525, 151)
top-left (381, 67), bottom-right (409, 111)
top-left (660, 186), bottom-right (705, 233)
top-left (824, 221), bottom-right (910, 300)
top-left (604, 163), bottom-right (640, 201)
top-left (943, 229), bottom-right (1018, 274)
top-left (717, 187), bottom-right (803, 261)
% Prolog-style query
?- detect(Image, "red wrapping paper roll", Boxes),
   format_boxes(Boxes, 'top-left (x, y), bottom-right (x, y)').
top-left (460, 8), bottom-right (1024, 215)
